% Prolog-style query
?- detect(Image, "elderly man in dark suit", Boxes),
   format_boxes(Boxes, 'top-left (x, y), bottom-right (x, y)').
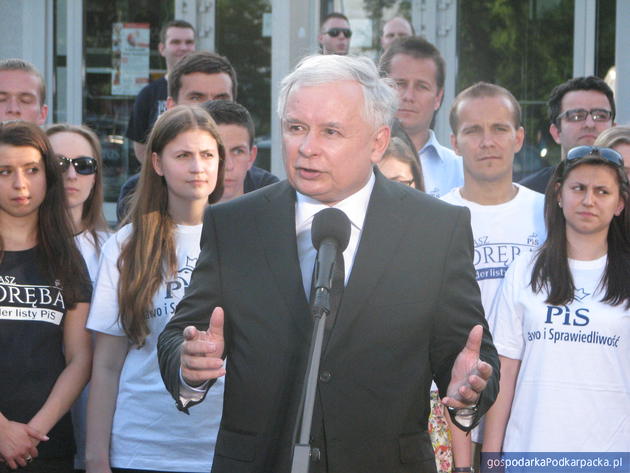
top-left (158, 54), bottom-right (499, 473)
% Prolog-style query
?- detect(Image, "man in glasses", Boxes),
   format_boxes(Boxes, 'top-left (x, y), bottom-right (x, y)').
top-left (0, 58), bottom-right (48, 125)
top-left (379, 36), bottom-right (464, 198)
top-left (318, 12), bottom-right (352, 55)
top-left (520, 76), bottom-right (615, 194)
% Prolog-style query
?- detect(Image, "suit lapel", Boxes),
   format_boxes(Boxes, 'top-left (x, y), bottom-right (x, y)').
top-left (325, 170), bottom-right (409, 352)
top-left (255, 182), bottom-right (312, 337)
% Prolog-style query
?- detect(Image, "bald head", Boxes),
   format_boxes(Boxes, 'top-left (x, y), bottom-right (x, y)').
top-left (381, 17), bottom-right (414, 50)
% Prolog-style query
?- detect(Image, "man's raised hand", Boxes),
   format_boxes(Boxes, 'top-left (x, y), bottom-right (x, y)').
top-left (180, 306), bottom-right (226, 386)
top-left (442, 324), bottom-right (493, 408)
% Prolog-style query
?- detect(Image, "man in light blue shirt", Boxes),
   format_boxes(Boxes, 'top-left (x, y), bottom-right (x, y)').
top-left (380, 36), bottom-right (463, 197)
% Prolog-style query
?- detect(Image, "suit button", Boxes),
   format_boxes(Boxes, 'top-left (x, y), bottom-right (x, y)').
top-left (319, 370), bottom-right (332, 382)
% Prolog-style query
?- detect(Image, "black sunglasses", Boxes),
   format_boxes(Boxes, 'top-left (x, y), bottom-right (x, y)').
top-left (566, 146), bottom-right (623, 167)
top-left (57, 155), bottom-right (98, 175)
top-left (325, 27), bottom-right (352, 38)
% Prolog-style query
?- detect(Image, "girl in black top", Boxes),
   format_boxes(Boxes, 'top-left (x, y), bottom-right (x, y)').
top-left (0, 121), bottom-right (92, 472)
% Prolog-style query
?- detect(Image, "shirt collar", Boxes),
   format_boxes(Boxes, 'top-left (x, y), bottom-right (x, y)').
top-left (419, 130), bottom-right (444, 162)
top-left (295, 171), bottom-right (375, 233)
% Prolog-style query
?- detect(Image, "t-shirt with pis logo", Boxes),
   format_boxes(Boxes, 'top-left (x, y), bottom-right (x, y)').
top-left (488, 252), bottom-right (630, 451)
top-left (86, 223), bottom-right (224, 472)
top-left (0, 247), bottom-right (92, 459)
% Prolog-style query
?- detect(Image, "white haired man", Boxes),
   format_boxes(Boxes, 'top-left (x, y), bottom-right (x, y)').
top-left (158, 54), bottom-right (498, 473)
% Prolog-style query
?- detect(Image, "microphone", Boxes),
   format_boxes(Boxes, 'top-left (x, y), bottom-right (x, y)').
top-left (311, 208), bottom-right (351, 301)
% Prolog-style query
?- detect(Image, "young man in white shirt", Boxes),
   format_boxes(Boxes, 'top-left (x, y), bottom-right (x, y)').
top-left (379, 36), bottom-right (463, 197)
top-left (442, 81), bottom-right (546, 467)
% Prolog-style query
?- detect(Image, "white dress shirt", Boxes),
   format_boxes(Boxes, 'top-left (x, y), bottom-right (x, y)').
top-left (295, 172), bottom-right (375, 298)
top-left (419, 129), bottom-right (464, 198)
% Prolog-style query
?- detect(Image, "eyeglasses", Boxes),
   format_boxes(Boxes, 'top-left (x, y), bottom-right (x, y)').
top-left (56, 155), bottom-right (98, 175)
top-left (557, 108), bottom-right (613, 123)
top-left (566, 146), bottom-right (623, 167)
top-left (325, 27), bottom-right (352, 38)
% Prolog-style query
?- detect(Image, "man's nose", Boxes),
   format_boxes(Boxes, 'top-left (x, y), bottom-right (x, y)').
top-left (298, 131), bottom-right (319, 156)
top-left (6, 96), bottom-right (20, 114)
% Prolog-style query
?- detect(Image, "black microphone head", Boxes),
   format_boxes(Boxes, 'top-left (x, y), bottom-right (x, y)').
top-left (311, 208), bottom-right (351, 252)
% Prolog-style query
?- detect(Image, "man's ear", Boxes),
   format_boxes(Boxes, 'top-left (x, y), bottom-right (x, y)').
top-left (37, 104), bottom-right (48, 126)
top-left (514, 126), bottom-right (525, 153)
top-left (434, 88), bottom-right (444, 111)
top-left (246, 145), bottom-right (258, 170)
top-left (370, 125), bottom-right (391, 164)
top-left (166, 96), bottom-right (176, 110)
top-left (549, 122), bottom-right (561, 145)
top-left (158, 42), bottom-right (165, 57)
top-left (450, 133), bottom-right (461, 156)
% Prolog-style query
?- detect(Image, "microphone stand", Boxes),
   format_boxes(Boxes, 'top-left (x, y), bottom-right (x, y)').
top-left (290, 278), bottom-right (333, 472)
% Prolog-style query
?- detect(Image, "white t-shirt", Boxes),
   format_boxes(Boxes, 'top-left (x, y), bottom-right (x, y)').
top-left (72, 229), bottom-right (110, 469)
top-left (441, 184), bottom-right (546, 312)
top-left (87, 224), bottom-right (224, 472)
top-left (488, 252), bottom-right (630, 451)
top-left (74, 230), bottom-right (110, 282)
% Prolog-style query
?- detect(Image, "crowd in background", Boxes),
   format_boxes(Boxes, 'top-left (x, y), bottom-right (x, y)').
top-left (0, 13), bottom-right (628, 473)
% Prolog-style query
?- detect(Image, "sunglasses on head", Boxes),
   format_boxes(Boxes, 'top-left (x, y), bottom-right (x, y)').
top-left (566, 146), bottom-right (623, 167)
top-left (325, 27), bottom-right (352, 38)
top-left (56, 155), bottom-right (98, 175)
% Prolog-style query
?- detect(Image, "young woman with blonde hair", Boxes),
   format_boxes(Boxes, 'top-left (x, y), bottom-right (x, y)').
top-left (46, 123), bottom-right (110, 470)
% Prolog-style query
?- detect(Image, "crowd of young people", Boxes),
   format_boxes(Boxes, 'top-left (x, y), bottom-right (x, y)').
top-left (1, 24), bottom-right (629, 473)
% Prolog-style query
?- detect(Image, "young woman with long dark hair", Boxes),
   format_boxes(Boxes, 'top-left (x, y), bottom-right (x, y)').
top-left (85, 106), bottom-right (225, 473)
top-left (483, 146), bottom-right (630, 454)
top-left (0, 121), bottom-right (92, 472)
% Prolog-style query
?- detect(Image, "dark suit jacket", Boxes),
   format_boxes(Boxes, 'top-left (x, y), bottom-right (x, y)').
top-left (518, 165), bottom-right (555, 194)
top-left (158, 169), bottom-right (499, 473)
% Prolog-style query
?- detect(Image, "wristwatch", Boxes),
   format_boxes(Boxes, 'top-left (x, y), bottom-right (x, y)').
top-left (447, 404), bottom-right (478, 430)
top-left (453, 467), bottom-right (474, 473)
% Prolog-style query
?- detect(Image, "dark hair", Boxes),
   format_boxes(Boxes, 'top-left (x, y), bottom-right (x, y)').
top-left (159, 19), bottom-right (195, 44)
top-left (390, 117), bottom-right (424, 191)
top-left (382, 136), bottom-right (425, 192)
top-left (118, 105), bottom-right (225, 346)
top-left (0, 121), bottom-right (88, 307)
top-left (379, 36), bottom-right (445, 91)
top-left (530, 155), bottom-right (630, 307)
top-left (0, 58), bottom-right (46, 105)
top-left (45, 123), bottom-right (108, 253)
top-left (548, 76), bottom-right (615, 129)
top-left (201, 100), bottom-right (255, 148)
top-left (449, 81), bottom-right (521, 133)
top-left (321, 12), bottom-right (349, 28)
top-left (168, 51), bottom-right (237, 102)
